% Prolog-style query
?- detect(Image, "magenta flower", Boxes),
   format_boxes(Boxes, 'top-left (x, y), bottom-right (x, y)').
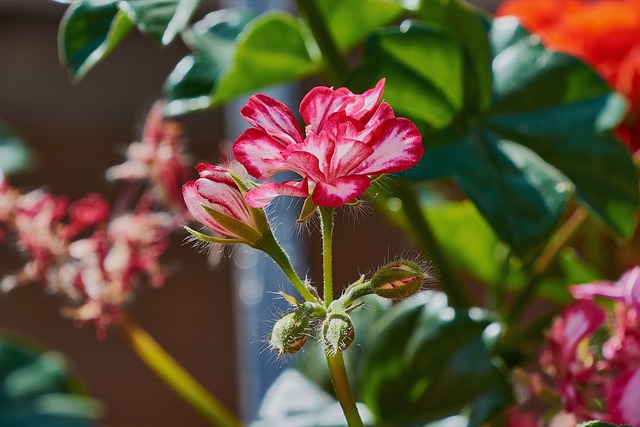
top-left (182, 163), bottom-right (269, 245)
top-left (233, 79), bottom-right (424, 208)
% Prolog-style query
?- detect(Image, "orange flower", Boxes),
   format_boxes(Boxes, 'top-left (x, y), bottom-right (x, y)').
top-left (498, 0), bottom-right (640, 152)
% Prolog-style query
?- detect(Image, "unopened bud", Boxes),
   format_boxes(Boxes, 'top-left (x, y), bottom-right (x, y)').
top-left (371, 260), bottom-right (426, 299)
top-left (270, 306), bottom-right (311, 354)
top-left (322, 312), bottom-right (354, 354)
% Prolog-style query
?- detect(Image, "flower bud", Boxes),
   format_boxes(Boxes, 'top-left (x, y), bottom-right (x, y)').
top-left (371, 260), bottom-right (426, 299)
top-left (322, 312), bottom-right (355, 355)
top-left (269, 306), bottom-right (311, 354)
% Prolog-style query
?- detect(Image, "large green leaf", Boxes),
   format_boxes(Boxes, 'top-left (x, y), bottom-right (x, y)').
top-left (351, 22), bottom-right (465, 129)
top-left (360, 295), bottom-right (512, 426)
top-left (164, 8), bottom-right (255, 116)
top-left (165, 11), bottom-right (320, 116)
top-left (416, 0), bottom-right (492, 111)
top-left (0, 333), bottom-right (101, 427)
top-left (59, 0), bottom-right (134, 80)
top-left (355, 15), bottom-right (638, 256)
top-left (0, 124), bottom-right (36, 176)
top-left (119, 0), bottom-right (201, 45)
top-left (316, 0), bottom-right (406, 53)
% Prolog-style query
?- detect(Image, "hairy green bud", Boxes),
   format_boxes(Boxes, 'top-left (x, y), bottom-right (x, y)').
top-left (371, 260), bottom-right (426, 299)
top-left (269, 306), bottom-right (311, 354)
top-left (322, 312), bottom-right (354, 355)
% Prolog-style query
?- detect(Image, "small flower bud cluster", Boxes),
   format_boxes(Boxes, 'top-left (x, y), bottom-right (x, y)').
top-left (268, 260), bottom-right (428, 356)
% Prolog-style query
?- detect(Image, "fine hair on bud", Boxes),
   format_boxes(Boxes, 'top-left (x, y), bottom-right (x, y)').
top-left (269, 305), bottom-right (313, 355)
top-left (370, 254), bottom-right (435, 300)
top-left (322, 312), bottom-right (355, 356)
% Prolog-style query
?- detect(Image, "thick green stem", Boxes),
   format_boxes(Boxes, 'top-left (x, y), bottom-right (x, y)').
top-left (320, 207), bottom-right (335, 307)
top-left (326, 353), bottom-right (365, 427)
top-left (119, 315), bottom-right (241, 427)
top-left (506, 208), bottom-right (588, 323)
top-left (394, 181), bottom-right (471, 308)
top-left (261, 233), bottom-right (319, 304)
top-left (295, 0), bottom-right (347, 85)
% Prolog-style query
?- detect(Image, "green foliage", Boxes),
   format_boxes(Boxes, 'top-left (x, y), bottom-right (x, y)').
top-left (0, 124), bottom-right (36, 175)
top-left (354, 13), bottom-right (639, 256)
top-left (0, 333), bottom-right (101, 427)
top-left (59, 0), bottom-right (134, 80)
top-left (359, 294), bottom-right (512, 426)
top-left (59, 0), bottom-right (200, 79)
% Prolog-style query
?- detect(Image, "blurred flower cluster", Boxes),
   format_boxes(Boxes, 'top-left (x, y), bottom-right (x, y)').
top-left (0, 102), bottom-right (191, 337)
top-left (530, 267), bottom-right (640, 425)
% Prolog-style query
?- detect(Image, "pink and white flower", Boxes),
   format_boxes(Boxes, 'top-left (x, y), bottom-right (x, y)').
top-left (182, 163), bottom-right (269, 245)
top-left (233, 79), bottom-right (424, 208)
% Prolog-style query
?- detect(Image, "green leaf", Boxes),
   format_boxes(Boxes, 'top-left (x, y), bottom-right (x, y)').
top-left (165, 11), bottom-right (320, 115)
top-left (416, 0), bottom-right (492, 111)
top-left (357, 16), bottom-right (639, 255)
top-left (360, 295), bottom-right (512, 426)
top-left (0, 333), bottom-right (102, 427)
top-left (350, 21), bottom-right (465, 129)
top-left (59, 0), bottom-right (134, 80)
top-left (0, 124), bottom-right (36, 175)
top-left (316, 0), bottom-right (406, 52)
top-left (119, 0), bottom-right (201, 45)
top-left (164, 8), bottom-right (256, 116)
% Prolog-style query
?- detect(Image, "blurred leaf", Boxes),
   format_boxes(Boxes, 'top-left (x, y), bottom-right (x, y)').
top-left (119, 0), bottom-right (201, 45)
top-left (250, 369), bottom-right (374, 427)
top-left (350, 21), bottom-right (465, 129)
top-left (360, 295), bottom-right (512, 426)
top-left (316, 0), bottom-right (406, 52)
top-left (558, 248), bottom-right (604, 285)
top-left (164, 8), bottom-right (255, 116)
top-left (165, 11), bottom-right (320, 115)
top-left (0, 124), bottom-right (36, 175)
top-left (0, 333), bottom-right (102, 427)
top-left (355, 15), bottom-right (638, 256)
top-left (416, 0), bottom-right (492, 111)
top-left (59, 0), bottom-right (134, 80)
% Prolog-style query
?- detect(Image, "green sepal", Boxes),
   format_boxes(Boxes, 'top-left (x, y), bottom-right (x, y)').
top-left (297, 196), bottom-right (318, 223)
top-left (200, 205), bottom-right (263, 245)
top-left (183, 226), bottom-right (241, 245)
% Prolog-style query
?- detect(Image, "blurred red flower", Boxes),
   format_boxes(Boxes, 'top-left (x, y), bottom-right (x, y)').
top-left (498, 0), bottom-right (640, 153)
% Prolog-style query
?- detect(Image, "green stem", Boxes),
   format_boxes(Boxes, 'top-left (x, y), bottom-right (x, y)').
top-left (505, 208), bottom-right (588, 323)
top-left (394, 181), bottom-right (471, 308)
top-left (326, 353), bottom-right (365, 427)
top-left (320, 207), bottom-right (335, 307)
top-left (119, 315), bottom-right (241, 427)
top-left (295, 0), bottom-right (347, 85)
top-left (262, 233), bottom-right (319, 304)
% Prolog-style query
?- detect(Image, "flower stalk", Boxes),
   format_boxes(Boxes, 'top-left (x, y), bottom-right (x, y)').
top-left (320, 206), bottom-right (335, 307)
top-left (118, 315), bottom-right (241, 427)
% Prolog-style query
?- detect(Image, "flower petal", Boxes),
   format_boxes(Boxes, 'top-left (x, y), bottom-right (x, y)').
top-left (196, 163), bottom-right (235, 185)
top-left (354, 118), bottom-right (424, 175)
top-left (559, 299), bottom-right (606, 365)
top-left (245, 180), bottom-right (309, 208)
top-left (233, 128), bottom-right (287, 178)
top-left (312, 175), bottom-right (370, 207)
top-left (283, 148), bottom-right (326, 183)
top-left (195, 178), bottom-right (251, 223)
top-left (182, 181), bottom-right (228, 235)
top-left (300, 87), bottom-right (349, 134)
top-left (344, 78), bottom-right (386, 121)
top-left (241, 94), bottom-right (304, 145)
top-left (607, 367), bottom-right (640, 426)
top-left (620, 265), bottom-right (640, 312)
top-left (569, 280), bottom-right (624, 302)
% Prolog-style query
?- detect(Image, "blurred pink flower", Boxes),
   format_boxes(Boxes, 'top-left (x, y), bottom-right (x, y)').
top-left (107, 101), bottom-right (191, 215)
top-left (540, 266), bottom-right (640, 425)
top-left (233, 79), bottom-right (423, 208)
